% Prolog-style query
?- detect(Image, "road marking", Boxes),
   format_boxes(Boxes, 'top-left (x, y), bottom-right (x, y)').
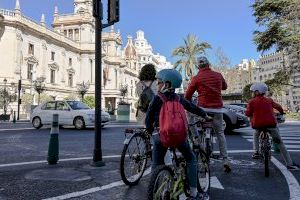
top-left (245, 139), bottom-right (300, 144)
top-left (43, 168), bottom-right (152, 200)
top-left (211, 176), bottom-right (224, 190)
top-left (0, 128), bottom-right (36, 132)
top-left (0, 155), bottom-right (125, 168)
top-left (271, 157), bottom-right (300, 200)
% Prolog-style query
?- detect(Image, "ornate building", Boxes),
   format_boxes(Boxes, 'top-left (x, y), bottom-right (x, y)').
top-left (0, 0), bottom-right (171, 119)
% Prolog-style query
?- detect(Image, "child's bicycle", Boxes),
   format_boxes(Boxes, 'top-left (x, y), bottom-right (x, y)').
top-left (147, 120), bottom-right (210, 200)
top-left (257, 129), bottom-right (275, 177)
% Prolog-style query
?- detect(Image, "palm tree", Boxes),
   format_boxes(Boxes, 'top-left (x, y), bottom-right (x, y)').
top-left (172, 34), bottom-right (211, 82)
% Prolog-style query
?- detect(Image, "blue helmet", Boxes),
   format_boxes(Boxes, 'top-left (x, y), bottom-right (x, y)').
top-left (156, 69), bottom-right (182, 88)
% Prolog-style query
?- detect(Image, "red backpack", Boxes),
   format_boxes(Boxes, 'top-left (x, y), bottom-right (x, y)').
top-left (158, 93), bottom-right (188, 148)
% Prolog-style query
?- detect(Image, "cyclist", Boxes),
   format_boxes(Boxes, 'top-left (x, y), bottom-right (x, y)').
top-left (145, 69), bottom-right (211, 200)
top-left (136, 64), bottom-right (157, 125)
top-left (246, 82), bottom-right (299, 170)
top-left (185, 56), bottom-right (231, 173)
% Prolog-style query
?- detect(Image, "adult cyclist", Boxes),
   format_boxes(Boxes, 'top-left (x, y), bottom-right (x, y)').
top-left (185, 56), bottom-right (231, 173)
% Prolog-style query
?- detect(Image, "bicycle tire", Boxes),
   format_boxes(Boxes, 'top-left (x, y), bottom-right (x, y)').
top-left (197, 149), bottom-right (210, 193)
top-left (205, 138), bottom-right (211, 162)
top-left (147, 165), bottom-right (175, 200)
top-left (264, 150), bottom-right (269, 177)
top-left (120, 134), bottom-right (148, 186)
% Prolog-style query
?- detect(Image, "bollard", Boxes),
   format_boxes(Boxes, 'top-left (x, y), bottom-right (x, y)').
top-left (47, 114), bottom-right (59, 165)
top-left (13, 111), bottom-right (16, 124)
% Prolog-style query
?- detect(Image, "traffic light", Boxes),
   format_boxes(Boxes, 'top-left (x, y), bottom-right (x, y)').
top-left (108, 0), bottom-right (120, 23)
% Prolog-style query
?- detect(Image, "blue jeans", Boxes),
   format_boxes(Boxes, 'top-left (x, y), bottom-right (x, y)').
top-left (151, 133), bottom-right (198, 188)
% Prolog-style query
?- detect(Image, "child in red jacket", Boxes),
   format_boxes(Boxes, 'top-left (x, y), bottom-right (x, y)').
top-left (245, 82), bottom-right (299, 170)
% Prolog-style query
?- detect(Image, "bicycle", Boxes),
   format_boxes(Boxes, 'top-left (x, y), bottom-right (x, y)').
top-left (120, 128), bottom-right (152, 186)
top-left (147, 121), bottom-right (210, 200)
top-left (258, 129), bottom-right (272, 177)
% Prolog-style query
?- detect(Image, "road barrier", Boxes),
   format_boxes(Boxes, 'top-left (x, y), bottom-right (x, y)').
top-left (47, 114), bottom-right (59, 165)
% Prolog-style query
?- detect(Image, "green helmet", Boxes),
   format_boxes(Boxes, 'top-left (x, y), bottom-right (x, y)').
top-left (156, 69), bottom-right (182, 88)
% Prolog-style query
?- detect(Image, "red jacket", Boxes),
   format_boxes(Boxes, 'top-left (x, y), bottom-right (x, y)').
top-left (245, 96), bottom-right (284, 129)
top-left (185, 67), bottom-right (227, 108)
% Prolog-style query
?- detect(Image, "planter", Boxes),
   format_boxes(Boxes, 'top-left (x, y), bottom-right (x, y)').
top-left (117, 104), bottom-right (130, 122)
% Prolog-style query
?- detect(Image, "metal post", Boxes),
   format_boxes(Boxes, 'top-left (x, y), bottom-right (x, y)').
top-left (92, 0), bottom-right (105, 167)
top-left (17, 79), bottom-right (21, 120)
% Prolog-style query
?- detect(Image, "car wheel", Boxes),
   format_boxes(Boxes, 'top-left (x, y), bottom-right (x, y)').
top-left (223, 116), bottom-right (232, 134)
top-left (74, 117), bottom-right (86, 130)
top-left (32, 117), bottom-right (43, 129)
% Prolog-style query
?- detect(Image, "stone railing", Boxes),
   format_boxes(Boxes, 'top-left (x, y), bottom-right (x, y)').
top-left (1, 9), bottom-right (81, 50)
top-left (0, 9), bottom-right (15, 17)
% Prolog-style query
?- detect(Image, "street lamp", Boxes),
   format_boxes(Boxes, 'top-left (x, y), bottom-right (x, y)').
top-left (3, 78), bottom-right (7, 115)
top-left (77, 81), bottom-right (90, 101)
top-left (33, 77), bottom-right (46, 105)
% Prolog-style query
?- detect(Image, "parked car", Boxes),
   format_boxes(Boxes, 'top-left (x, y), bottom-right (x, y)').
top-left (222, 104), bottom-right (250, 133)
top-left (229, 103), bottom-right (285, 123)
top-left (31, 100), bottom-right (110, 130)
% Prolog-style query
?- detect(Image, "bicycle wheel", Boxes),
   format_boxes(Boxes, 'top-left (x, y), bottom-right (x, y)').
top-left (205, 138), bottom-right (212, 161)
top-left (120, 134), bottom-right (148, 186)
top-left (147, 166), bottom-right (175, 200)
top-left (264, 150), bottom-right (270, 177)
top-left (197, 150), bottom-right (210, 193)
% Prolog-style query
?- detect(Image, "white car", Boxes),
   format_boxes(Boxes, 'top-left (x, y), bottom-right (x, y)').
top-left (31, 100), bottom-right (110, 130)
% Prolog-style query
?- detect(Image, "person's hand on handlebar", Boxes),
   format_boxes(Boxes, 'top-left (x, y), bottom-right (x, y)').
top-left (205, 115), bottom-right (213, 121)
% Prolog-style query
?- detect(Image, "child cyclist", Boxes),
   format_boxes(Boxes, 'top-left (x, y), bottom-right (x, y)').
top-left (245, 82), bottom-right (299, 170)
top-left (145, 69), bottom-right (211, 200)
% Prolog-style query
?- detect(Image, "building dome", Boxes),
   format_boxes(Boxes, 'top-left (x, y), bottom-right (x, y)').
top-left (124, 35), bottom-right (137, 59)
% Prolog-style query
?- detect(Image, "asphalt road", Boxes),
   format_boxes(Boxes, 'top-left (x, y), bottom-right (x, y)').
top-left (0, 121), bottom-right (300, 200)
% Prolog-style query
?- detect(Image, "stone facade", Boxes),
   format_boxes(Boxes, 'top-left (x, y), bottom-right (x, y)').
top-left (0, 0), bottom-right (171, 119)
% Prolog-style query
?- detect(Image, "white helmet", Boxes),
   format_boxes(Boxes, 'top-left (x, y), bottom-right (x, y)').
top-left (250, 82), bottom-right (268, 94)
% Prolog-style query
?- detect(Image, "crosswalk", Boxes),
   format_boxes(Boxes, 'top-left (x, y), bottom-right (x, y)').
top-left (239, 126), bottom-right (300, 151)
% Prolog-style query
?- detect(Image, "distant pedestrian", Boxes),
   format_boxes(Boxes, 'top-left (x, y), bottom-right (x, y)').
top-left (136, 64), bottom-right (157, 125)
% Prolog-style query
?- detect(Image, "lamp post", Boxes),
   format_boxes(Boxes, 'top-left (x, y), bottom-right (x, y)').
top-left (3, 78), bottom-right (7, 116)
top-left (33, 77), bottom-right (46, 105)
top-left (17, 79), bottom-right (21, 120)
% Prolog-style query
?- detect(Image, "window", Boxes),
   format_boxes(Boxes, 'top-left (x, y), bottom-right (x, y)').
top-left (64, 30), bottom-right (67, 36)
top-left (68, 29), bottom-right (73, 39)
top-left (68, 74), bottom-right (73, 87)
top-left (69, 58), bottom-right (72, 66)
top-left (50, 69), bottom-right (55, 84)
top-left (27, 63), bottom-right (33, 80)
top-left (43, 102), bottom-right (56, 110)
top-left (51, 52), bottom-right (55, 61)
top-left (75, 29), bottom-right (79, 41)
top-left (28, 43), bottom-right (34, 55)
top-left (56, 102), bottom-right (69, 111)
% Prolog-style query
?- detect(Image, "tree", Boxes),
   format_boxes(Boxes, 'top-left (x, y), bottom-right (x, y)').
top-left (242, 84), bottom-right (252, 102)
top-left (83, 96), bottom-right (95, 108)
top-left (172, 34), bottom-right (211, 82)
top-left (119, 84), bottom-right (128, 104)
top-left (252, 0), bottom-right (300, 52)
top-left (213, 47), bottom-right (231, 70)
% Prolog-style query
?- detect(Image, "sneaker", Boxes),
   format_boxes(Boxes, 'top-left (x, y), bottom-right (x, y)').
top-left (224, 164), bottom-right (231, 173)
top-left (252, 152), bottom-right (260, 159)
top-left (187, 192), bottom-right (209, 200)
top-left (287, 163), bottom-right (300, 170)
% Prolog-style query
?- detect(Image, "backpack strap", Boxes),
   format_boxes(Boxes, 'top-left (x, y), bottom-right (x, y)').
top-left (158, 93), bottom-right (180, 103)
top-left (157, 92), bottom-right (168, 103)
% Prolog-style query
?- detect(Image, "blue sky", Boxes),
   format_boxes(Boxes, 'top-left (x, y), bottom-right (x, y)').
top-left (0, 0), bottom-right (261, 66)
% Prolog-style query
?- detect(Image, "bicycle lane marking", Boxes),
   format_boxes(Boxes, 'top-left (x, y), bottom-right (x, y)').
top-left (271, 157), bottom-right (300, 200)
top-left (42, 168), bottom-right (152, 200)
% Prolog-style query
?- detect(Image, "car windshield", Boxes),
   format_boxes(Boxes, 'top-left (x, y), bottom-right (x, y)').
top-left (67, 101), bottom-right (90, 110)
